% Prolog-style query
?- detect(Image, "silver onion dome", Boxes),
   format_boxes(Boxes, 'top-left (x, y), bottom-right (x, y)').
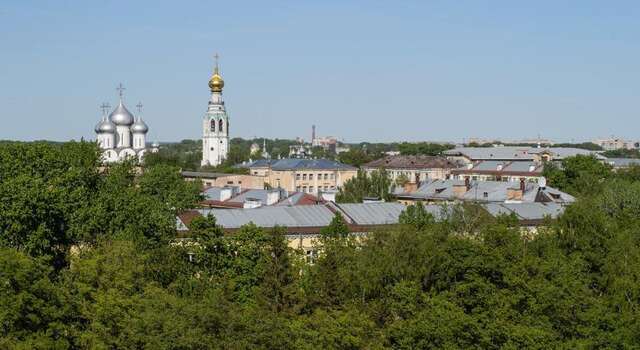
top-left (109, 100), bottom-right (134, 125)
top-left (95, 117), bottom-right (116, 133)
top-left (131, 117), bottom-right (149, 134)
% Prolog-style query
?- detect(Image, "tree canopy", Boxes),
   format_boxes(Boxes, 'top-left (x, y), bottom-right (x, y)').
top-left (1, 141), bottom-right (640, 348)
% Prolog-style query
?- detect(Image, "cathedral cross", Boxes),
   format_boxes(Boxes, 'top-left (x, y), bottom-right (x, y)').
top-left (100, 102), bottom-right (110, 115)
top-left (214, 53), bottom-right (220, 71)
top-left (136, 102), bottom-right (143, 113)
top-left (116, 83), bottom-right (125, 99)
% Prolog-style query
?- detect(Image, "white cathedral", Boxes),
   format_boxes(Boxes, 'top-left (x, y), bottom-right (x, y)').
top-left (94, 85), bottom-right (150, 163)
top-left (201, 57), bottom-right (229, 167)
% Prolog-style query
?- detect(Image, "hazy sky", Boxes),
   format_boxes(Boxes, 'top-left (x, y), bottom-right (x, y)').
top-left (1, 0), bottom-right (639, 143)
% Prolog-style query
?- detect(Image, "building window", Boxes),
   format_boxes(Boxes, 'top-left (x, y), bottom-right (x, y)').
top-left (330, 173), bottom-right (335, 180)
top-left (324, 173), bottom-right (328, 180)
top-left (210, 119), bottom-right (216, 132)
top-left (296, 186), bottom-right (301, 192)
top-left (296, 174), bottom-right (301, 180)
top-left (302, 186), bottom-right (307, 192)
top-left (219, 119), bottom-right (224, 133)
top-left (309, 174), bottom-right (314, 180)
top-left (303, 174), bottom-right (307, 180)
top-left (210, 147), bottom-right (214, 151)
top-left (309, 186), bottom-right (314, 193)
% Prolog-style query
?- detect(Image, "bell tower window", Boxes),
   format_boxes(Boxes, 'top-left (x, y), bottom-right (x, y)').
top-left (210, 119), bottom-right (216, 132)
top-left (219, 119), bottom-right (224, 133)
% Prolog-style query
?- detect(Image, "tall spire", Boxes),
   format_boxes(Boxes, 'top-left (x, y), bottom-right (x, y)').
top-left (209, 53), bottom-right (225, 93)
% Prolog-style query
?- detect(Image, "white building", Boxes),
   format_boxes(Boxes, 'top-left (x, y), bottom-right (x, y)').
top-left (94, 85), bottom-right (149, 163)
top-left (201, 56), bottom-right (230, 167)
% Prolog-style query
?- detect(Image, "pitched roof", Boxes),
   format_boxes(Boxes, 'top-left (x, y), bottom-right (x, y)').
top-left (363, 155), bottom-right (456, 169)
top-left (241, 158), bottom-right (356, 171)
top-left (394, 179), bottom-right (575, 204)
top-left (444, 147), bottom-right (603, 161)
top-left (176, 202), bottom-right (567, 233)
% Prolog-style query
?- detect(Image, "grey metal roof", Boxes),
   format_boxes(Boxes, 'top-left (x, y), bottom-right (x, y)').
top-left (227, 189), bottom-right (280, 203)
top-left (337, 202), bottom-right (406, 225)
top-left (190, 201), bottom-right (568, 231)
top-left (395, 179), bottom-right (574, 204)
top-left (483, 202), bottom-right (564, 220)
top-left (198, 205), bottom-right (335, 229)
top-left (445, 147), bottom-right (602, 161)
top-left (473, 160), bottom-right (510, 171)
top-left (503, 161), bottom-right (541, 172)
top-left (606, 158), bottom-right (640, 168)
top-left (242, 158), bottom-right (356, 171)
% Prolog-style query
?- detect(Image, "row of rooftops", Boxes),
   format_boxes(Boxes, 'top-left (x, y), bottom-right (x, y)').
top-left (393, 179), bottom-right (575, 204)
top-left (239, 158), bottom-right (357, 171)
top-left (200, 186), bottom-right (325, 208)
top-left (443, 146), bottom-right (605, 161)
top-left (176, 201), bottom-right (566, 235)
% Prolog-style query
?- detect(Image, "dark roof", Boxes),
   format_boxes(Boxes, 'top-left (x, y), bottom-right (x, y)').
top-left (181, 171), bottom-right (232, 179)
top-left (363, 155), bottom-right (456, 169)
top-left (242, 158), bottom-right (356, 171)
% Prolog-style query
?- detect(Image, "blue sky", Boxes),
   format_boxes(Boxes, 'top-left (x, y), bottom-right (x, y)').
top-left (1, 0), bottom-right (639, 143)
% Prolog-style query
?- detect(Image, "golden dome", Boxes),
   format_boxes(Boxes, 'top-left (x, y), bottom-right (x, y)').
top-left (209, 66), bottom-right (224, 92)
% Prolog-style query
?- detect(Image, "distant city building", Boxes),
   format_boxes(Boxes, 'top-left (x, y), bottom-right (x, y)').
top-left (466, 137), bottom-right (555, 145)
top-left (181, 171), bottom-right (266, 189)
top-left (250, 142), bottom-right (260, 155)
top-left (451, 160), bottom-right (544, 183)
top-left (94, 84), bottom-right (149, 163)
top-left (592, 137), bottom-right (639, 151)
top-left (444, 146), bottom-right (604, 165)
top-left (289, 143), bottom-right (313, 158)
top-left (362, 155), bottom-right (457, 183)
top-left (201, 54), bottom-right (230, 167)
top-left (239, 158), bottom-right (357, 193)
top-left (606, 158), bottom-right (640, 169)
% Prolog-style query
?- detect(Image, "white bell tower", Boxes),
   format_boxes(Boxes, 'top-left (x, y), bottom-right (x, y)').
top-left (201, 54), bottom-right (229, 167)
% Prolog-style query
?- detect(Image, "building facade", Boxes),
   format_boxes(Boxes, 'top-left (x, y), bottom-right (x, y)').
top-left (94, 85), bottom-right (149, 163)
top-left (362, 155), bottom-right (456, 183)
top-left (450, 160), bottom-right (544, 183)
top-left (240, 159), bottom-right (357, 193)
top-left (201, 57), bottom-right (229, 167)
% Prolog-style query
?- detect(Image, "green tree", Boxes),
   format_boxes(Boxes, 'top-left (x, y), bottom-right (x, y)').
top-left (320, 212), bottom-right (350, 239)
top-left (336, 169), bottom-right (392, 203)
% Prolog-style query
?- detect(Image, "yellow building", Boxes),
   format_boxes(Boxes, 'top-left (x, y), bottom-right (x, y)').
top-left (242, 158), bottom-right (357, 193)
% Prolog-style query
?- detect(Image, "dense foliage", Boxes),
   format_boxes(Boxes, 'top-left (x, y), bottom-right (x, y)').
top-left (1, 141), bottom-right (640, 348)
top-left (336, 169), bottom-right (393, 203)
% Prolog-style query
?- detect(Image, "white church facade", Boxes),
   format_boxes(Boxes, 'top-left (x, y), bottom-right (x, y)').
top-left (201, 56), bottom-right (230, 167)
top-left (94, 85), bottom-right (150, 163)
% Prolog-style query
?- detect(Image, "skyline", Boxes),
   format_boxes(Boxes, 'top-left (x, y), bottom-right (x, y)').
top-left (1, 1), bottom-right (639, 143)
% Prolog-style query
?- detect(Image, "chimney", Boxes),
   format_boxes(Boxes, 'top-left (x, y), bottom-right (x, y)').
top-left (453, 180), bottom-right (468, 199)
top-left (403, 181), bottom-right (418, 193)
